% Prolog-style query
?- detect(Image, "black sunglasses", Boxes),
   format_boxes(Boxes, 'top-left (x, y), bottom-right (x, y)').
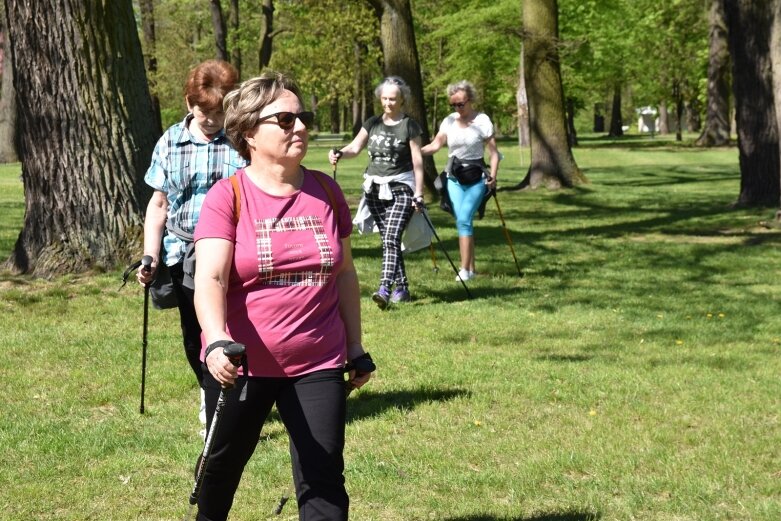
top-left (449, 102), bottom-right (467, 109)
top-left (257, 111), bottom-right (315, 130)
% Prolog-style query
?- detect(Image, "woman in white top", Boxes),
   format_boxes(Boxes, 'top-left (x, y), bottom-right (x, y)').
top-left (421, 80), bottom-right (499, 281)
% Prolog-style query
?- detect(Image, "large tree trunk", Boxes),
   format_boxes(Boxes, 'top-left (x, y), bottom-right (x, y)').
top-left (368, 0), bottom-right (437, 192)
top-left (674, 82), bottom-right (684, 141)
top-left (352, 42), bottom-right (364, 137)
top-left (517, 47), bottom-right (530, 147)
top-left (696, 0), bottom-right (731, 147)
top-left (259, 0), bottom-right (274, 69)
top-left (138, 0), bottom-right (161, 135)
top-left (770, 0), bottom-right (781, 207)
top-left (209, 0), bottom-right (228, 61)
top-left (658, 101), bottom-right (670, 134)
top-left (4, 0), bottom-right (157, 275)
top-left (515, 0), bottom-right (584, 190)
top-left (0, 7), bottom-right (18, 163)
top-left (608, 84), bottom-right (623, 137)
top-left (723, 0), bottom-right (780, 207)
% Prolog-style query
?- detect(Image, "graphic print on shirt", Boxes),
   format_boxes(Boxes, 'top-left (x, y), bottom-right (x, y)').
top-left (368, 130), bottom-right (402, 166)
top-left (254, 215), bottom-right (335, 286)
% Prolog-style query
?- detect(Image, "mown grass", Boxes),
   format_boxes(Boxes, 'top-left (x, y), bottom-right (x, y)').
top-left (1, 134), bottom-right (779, 520)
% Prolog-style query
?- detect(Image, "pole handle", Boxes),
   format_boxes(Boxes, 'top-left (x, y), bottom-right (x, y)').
top-left (141, 255), bottom-right (153, 273)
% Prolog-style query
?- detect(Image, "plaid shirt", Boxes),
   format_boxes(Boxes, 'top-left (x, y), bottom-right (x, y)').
top-left (145, 113), bottom-right (247, 265)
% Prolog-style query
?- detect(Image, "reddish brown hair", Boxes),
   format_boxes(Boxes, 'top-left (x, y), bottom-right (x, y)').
top-left (184, 60), bottom-right (239, 111)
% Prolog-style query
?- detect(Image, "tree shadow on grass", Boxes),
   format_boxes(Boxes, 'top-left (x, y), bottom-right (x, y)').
top-left (442, 511), bottom-right (600, 521)
top-left (346, 386), bottom-right (470, 422)
top-left (262, 387), bottom-right (470, 431)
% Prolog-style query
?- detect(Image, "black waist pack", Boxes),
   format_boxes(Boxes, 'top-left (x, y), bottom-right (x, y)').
top-left (450, 157), bottom-right (485, 185)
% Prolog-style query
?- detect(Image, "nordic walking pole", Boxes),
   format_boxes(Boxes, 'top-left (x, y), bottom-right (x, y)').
top-left (345, 352), bottom-right (376, 397)
top-left (419, 209), bottom-right (472, 299)
top-left (429, 243), bottom-right (439, 272)
top-left (184, 342), bottom-right (247, 521)
top-left (331, 148), bottom-right (342, 180)
top-left (140, 255), bottom-right (153, 414)
top-left (492, 193), bottom-right (523, 277)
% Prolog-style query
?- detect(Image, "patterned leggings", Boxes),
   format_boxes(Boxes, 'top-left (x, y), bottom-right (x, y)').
top-left (365, 183), bottom-right (414, 291)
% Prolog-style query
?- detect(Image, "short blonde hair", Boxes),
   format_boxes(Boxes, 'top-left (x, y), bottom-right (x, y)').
top-left (224, 71), bottom-right (304, 160)
top-left (447, 80), bottom-right (478, 104)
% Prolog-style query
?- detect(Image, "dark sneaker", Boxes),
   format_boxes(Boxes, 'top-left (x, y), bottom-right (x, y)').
top-left (371, 286), bottom-right (390, 310)
top-left (390, 288), bottom-right (411, 303)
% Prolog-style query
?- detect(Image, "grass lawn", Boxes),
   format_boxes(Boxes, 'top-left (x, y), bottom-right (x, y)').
top-left (0, 133), bottom-right (779, 520)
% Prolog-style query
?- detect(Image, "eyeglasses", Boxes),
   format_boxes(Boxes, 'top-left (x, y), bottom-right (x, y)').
top-left (449, 102), bottom-right (468, 109)
top-left (257, 111), bottom-right (315, 130)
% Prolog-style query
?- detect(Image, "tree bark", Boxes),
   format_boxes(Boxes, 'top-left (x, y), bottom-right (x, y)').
top-left (723, 0), bottom-right (780, 207)
top-left (674, 81), bottom-right (684, 141)
top-left (658, 101), bottom-right (670, 134)
top-left (696, 0), bottom-right (731, 146)
top-left (0, 7), bottom-right (18, 163)
top-left (515, 0), bottom-right (584, 190)
top-left (566, 97), bottom-right (578, 147)
top-left (229, 0), bottom-right (241, 76)
top-left (259, 0), bottom-right (274, 69)
top-left (770, 0), bottom-right (781, 207)
top-left (367, 0), bottom-right (437, 191)
top-left (593, 103), bottom-right (605, 132)
top-left (608, 84), bottom-right (623, 137)
top-left (138, 0), bottom-right (161, 134)
top-left (209, 0), bottom-right (228, 61)
top-left (517, 46), bottom-right (530, 147)
top-left (4, 0), bottom-right (157, 275)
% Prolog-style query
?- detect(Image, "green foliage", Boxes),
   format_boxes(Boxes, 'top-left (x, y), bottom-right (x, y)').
top-left (137, 1), bottom-right (711, 139)
top-left (2, 140), bottom-right (781, 520)
top-left (417, 0), bottom-right (521, 134)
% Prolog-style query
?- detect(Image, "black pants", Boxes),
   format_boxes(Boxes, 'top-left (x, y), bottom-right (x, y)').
top-left (169, 261), bottom-right (203, 385)
top-left (197, 368), bottom-right (349, 521)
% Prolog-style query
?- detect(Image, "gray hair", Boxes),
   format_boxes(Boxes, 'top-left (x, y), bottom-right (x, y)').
top-left (447, 80), bottom-right (478, 103)
top-left (224, 71), bottom-right (304, 161)
top-left (374, 76), bottom-right (412, 104)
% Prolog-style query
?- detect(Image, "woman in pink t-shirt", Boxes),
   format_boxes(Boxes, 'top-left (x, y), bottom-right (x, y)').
top-left (192, 71), bottom-right (372, 521)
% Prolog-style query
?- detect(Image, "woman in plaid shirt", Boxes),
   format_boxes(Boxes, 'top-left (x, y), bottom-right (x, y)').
top-left (136, 60), bottom-right (246, 431)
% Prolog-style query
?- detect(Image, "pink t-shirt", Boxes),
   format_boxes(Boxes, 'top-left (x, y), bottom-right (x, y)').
top-left (194, 168), bottom-right (353, 377)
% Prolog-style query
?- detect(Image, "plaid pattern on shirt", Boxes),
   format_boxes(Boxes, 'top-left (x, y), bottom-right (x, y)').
top-left (145, 114), bottom-right (247, 265)
top-left (255, 215), bottom-right (335, 287)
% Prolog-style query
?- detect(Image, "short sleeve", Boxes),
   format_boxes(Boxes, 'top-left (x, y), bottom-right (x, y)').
top-left (406, 117), bottom-right (422, 140)
top-left (477, 113), bottom-right (494, 140)
top-left (194, 177), bottom-right (238, 243)
top-left (361, 115), bottom-right (380, 134)
top-left (144, 135), bottom-right (171, 192)
top-left (316, 173), bottom-right (353, 239)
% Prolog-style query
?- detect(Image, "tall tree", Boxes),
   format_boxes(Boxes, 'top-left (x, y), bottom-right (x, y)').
top-left (259, 0), bottom-right (274, 69)
top-left (367, 0), bottom-right (437, 189)
top-left (723, 0), bottom-right (779, 206)
top-left (516, 0), bottom-right (584, 189)
top-left (228, 0), bottom-right (241, 75)
top-left (4, 0), bottom-right (157, 275)
top-left (0, 7), bottom-right (17, 163)
top-left (209, 0), bottom-right (228, 61)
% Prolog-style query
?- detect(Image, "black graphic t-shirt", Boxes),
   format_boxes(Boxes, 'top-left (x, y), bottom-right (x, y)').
top-left (362, 115), bottom-right (422, 177)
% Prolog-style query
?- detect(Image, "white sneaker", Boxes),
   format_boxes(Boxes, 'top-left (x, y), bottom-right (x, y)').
top-left (199, 388), bottom-right (206, 425)
top-left (455, 268), bottom-right (474, 282)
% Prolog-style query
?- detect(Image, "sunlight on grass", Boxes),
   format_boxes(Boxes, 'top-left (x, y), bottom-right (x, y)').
top-left (1, 139), bottom-right (780, 520)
